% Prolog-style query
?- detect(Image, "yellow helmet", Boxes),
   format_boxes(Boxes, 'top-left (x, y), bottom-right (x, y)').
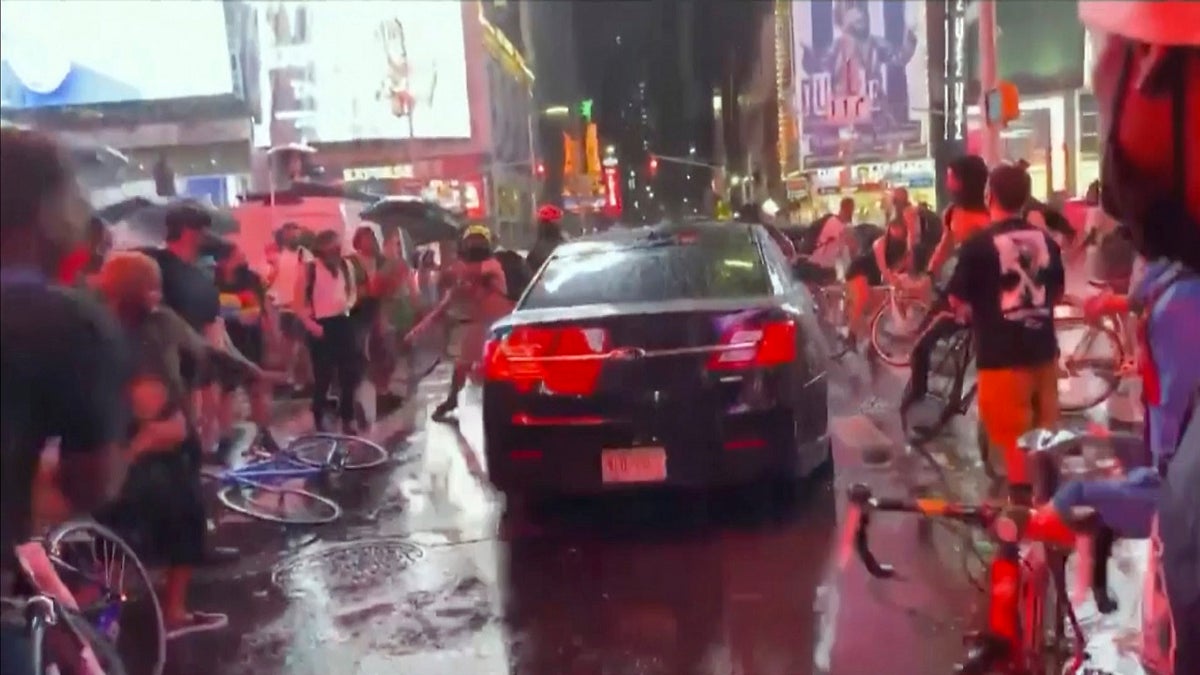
top-left (462, 224), bottom-right (492, 242)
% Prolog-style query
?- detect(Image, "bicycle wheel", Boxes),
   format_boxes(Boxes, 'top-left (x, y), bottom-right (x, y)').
top-left (870, 297), bottom-right (931, 367)
top-left (46, 521), bottom-right (164, 675)
top-left (287, 433), bottom-right (389, 470)
top-left (218, 482), bottom-right (342, 525)
top-left (1055, 318), bottom-right (1123, 413)
top-left (41, 606), bottom-right (130, 675)
top-left (904, 331), bottom-right (972, 441)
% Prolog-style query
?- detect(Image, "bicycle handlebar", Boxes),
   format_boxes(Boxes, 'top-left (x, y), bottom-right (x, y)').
top-left (846, 482), bottom-right (1117, 611)
top-left (846, 483), bottom-right (991, 579)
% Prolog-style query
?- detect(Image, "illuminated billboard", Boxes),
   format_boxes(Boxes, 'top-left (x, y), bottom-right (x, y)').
top-left (791, 0), bottom-right (929, 167)
top-left (258, 1), bottom-right (471, 143)
top-left (0, 0), bottom-right (234, 109)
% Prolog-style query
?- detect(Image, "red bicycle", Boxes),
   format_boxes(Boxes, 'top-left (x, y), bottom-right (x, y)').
top-left (846, 430), bottom-right (1120, 674)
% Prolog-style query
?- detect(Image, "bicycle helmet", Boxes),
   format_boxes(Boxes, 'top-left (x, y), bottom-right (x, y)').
top-left (537, 204), bottom-right (563, 224)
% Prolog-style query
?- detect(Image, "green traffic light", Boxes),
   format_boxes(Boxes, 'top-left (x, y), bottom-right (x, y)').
top-left (578, 99), bottom-right (594, 119)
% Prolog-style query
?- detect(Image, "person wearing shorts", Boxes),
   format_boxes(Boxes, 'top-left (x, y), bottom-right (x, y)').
top-left (946, 165), bottom-right (1065, 488)
top-left (844, 216), bottom-right (910, 351)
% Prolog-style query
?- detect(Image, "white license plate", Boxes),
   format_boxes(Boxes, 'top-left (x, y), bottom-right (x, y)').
top-left (601, 447), bottom-right (667, 484)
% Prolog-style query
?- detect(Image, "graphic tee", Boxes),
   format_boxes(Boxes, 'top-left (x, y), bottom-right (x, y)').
top-left (947, 218), bottom-right (1065, 369)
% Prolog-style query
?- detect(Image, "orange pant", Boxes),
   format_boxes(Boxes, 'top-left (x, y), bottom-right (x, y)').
top-left (976, 361), bottom-right (1060, 485)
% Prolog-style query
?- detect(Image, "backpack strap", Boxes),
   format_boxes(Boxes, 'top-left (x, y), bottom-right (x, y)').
top-left (304, 260), bottom-right (317, 311)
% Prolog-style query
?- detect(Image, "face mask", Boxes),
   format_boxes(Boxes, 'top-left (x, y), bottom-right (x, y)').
top-left (1100, 44), bottom-right (1198, 269)
top-left (462, 246), bottom-right (491, 263)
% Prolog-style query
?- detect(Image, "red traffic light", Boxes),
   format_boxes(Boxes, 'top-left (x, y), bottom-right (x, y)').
top-left (649, 155), bottom-right (658, 175)
top-left (535, 161), bottom-right (546, 177)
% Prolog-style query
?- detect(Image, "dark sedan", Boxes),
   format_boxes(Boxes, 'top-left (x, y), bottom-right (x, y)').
top-left (480, 222), bottom-right (834, 499)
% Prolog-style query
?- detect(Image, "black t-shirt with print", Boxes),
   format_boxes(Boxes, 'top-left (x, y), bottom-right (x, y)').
top-left (947, 218), bottom-right (1065, 370)
top-left (1, 282), bottom-right (130, 572)
top-left (139, 248), bottom-right (220, 332)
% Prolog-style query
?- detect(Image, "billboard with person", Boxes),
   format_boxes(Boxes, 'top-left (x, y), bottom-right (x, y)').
top-left (257, 1), bottom-right (471, 144)
top-left (0, 0), bottom-right (234, 109)
top-left (792, 0), bottom-right (929, 168)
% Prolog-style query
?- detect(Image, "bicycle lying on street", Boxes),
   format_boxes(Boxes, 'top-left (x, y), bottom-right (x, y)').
top-left (845, 428), bottom-right (1123, 675)
top-left (2, 520), bottom-right (165, 675)
top-left (205, 433), bottom-right (389, 525)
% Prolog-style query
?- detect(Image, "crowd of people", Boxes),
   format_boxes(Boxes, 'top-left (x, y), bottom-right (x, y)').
top-left (0, 123), bottom-right (571, 672)
top-left (1, 4), bottom-right (1195, 675)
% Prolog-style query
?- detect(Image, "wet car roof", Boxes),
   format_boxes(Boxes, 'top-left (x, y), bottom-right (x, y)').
top-left (555, 221), bottom-right (754, 256)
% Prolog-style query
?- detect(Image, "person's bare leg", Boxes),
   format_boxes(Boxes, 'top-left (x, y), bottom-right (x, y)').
top-left (163, 566), bottom-right (192, 627)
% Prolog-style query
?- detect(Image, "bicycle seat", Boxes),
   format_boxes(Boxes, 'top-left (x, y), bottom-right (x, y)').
top-left (1017, 428), bottom-right (1085, 456)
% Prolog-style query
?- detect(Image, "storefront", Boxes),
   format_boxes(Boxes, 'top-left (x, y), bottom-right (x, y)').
top-left (964, 94), bottom-right (1068, 201)
top-left (334, 155), bottom-right (488, 221)
top-left (961, 0), bottom-right (1087, 198)
top-left (806, 158), bottom-right (936, 224)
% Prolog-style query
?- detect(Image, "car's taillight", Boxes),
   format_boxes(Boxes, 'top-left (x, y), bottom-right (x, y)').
top-left (706, 319), bottom-right (796, 370)
top-left (483, 325), bottom-right (610, 395)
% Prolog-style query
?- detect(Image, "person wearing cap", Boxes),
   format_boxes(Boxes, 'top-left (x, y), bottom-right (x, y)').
top-left (1056, 6), bottom-right (1200, 671)
top-left (944, 164), bottom-right (1066, 490)
top-left (526, 204), bottom-right (565, 273)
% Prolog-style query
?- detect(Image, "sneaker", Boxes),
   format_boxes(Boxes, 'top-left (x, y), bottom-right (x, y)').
top-left (166, 611), bottom-right (229, 640)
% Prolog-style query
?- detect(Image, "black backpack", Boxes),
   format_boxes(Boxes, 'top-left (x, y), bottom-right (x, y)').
top-left (798, 215), bottom-right (833, 255)
top-left (494, 250), bottom-right (533, 303)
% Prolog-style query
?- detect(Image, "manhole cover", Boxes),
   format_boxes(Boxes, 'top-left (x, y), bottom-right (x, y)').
top-left (272, 538), bottom-right (424, 592)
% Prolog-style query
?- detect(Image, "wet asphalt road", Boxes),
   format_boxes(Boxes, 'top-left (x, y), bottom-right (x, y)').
top-left (157, 290), bottom-right (1145, 674)
top-left (155, 353), bottom-right (1004, 675)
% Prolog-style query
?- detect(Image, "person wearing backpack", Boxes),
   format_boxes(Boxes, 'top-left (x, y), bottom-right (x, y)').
top-left (293, 229), bottom-right (361, 432)
top-left (268, 222), bottom-right (314, 397)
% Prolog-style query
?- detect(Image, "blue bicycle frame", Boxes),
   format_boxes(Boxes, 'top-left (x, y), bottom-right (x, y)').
top-left (215, 455), bottom-right (325, 489)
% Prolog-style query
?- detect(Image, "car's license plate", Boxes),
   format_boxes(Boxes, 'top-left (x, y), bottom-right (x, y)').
top-left (601, 447), bottom-right (667, 483)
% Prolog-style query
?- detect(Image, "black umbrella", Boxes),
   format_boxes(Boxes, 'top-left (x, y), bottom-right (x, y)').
top-left (359, 197), bottom-right (461, 247)
top-left (97, 197), bottom-right (239, 239)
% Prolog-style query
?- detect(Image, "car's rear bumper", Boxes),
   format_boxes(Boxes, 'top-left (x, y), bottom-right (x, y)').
top-left (483, 407), bottom-right (830, 496)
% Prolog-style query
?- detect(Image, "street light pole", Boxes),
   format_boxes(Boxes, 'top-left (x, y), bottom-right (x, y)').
top-left (977, 0), bottom-right (1001, 166)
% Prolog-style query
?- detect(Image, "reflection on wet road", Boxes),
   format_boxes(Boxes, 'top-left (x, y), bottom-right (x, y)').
top-left (164, 342), bottom-right (1142, 675)
top-left (156, 358), bottom-right (991, 675)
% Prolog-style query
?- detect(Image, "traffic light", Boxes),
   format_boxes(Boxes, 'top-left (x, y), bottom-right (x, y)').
top-left (578, 99), bottom-right (594, 120)
top-left (648, 155), bottom-right (658, 177)
top-left (984, 81), bottom-right (1020, 128)
top-left (535, 161), bottom-right (546, 178)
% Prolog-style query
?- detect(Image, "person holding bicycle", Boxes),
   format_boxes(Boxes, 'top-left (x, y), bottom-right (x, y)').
top-left (945, 164), bottom-right (1066, 490)
top-left (1, 128), bottom-right (132, 675)
top-left (843, 214), bottom-right (910, 356)
top-left (901, 154), bottom-right (991, 417)
top-left (1037, 5), bottom-right (1200, 671)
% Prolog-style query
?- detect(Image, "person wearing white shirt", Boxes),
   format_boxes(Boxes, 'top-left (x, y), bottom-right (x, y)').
top-left (794, 197), bottom-right (856, 286)
top-left (810, 197), bottom-right (856, 270)
top-left (293, 229), bottom-right (360, 432)
top-left (269, 223), bottom-right (314, 395)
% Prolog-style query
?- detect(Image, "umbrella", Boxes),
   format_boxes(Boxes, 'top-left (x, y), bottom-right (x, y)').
top-left (96, 197), bottom-right (239, 243)
top-left (359, 197), bottom-right (461, 246)
top-left (266, 143), bottom-right (317, 156)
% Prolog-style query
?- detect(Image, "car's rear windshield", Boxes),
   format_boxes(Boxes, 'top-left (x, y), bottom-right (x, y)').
top-left (521, 228), bottom-right (770, 309)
